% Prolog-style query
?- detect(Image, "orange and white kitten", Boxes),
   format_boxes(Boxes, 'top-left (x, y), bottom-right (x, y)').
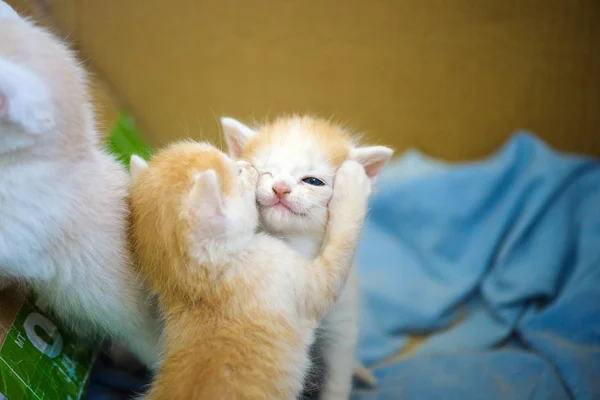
top-left (128, 141), bottom-right (370, 399)
top-left (0, 3), bottom-right (159, 367)
top-left (222, 115), bottom-right (393, 398)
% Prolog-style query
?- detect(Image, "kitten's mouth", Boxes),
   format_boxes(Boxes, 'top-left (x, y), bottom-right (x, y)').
top-left (262, 199), bottom-right (303, 216)
top-left (272, 203), bottom-right (297, 214)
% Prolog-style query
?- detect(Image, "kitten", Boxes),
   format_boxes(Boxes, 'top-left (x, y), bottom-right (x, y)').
top-left (221, 115), bottom-right (393, 398)
top-left (128, 141), bottom-right (370, 399)
top-left (0, 4), bottom-right (159, 368)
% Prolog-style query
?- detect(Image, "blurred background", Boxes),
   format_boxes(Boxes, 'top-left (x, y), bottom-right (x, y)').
top-left (7, 0), bottom-right (600, 159)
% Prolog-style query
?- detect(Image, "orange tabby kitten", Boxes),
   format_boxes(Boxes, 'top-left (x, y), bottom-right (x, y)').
top-left (128, 141), bottom-right (371, 399)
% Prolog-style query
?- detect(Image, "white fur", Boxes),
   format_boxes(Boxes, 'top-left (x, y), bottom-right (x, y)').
top-left (0, 12), bottom-right (160, 368)
top-left (0, 58), bottom-right (55, 135)
top-left (222, 116), bottom-right (392, 399)
top-left (0, 1), bottom-right (19, 20)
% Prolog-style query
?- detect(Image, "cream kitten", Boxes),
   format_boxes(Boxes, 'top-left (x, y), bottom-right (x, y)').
top-left (128, 142), bottom-right (370, 399)
top-left (0, 3), bottom-right (159, 368)
top-left (222, 115), bottom-right (393, 399)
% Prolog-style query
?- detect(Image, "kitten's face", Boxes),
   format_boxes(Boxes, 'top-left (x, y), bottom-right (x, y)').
top-left (222, 116), bottom-right (394, 239)
top-left (251, 136), bottom-right (339, 236)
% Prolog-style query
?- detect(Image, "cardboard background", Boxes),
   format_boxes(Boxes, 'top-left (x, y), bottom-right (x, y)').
top-left (16, 0), bottom-right (600, 160)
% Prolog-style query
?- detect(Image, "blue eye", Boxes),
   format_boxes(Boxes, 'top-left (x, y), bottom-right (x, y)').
top-left (302, 177), bottom-right (325, 186)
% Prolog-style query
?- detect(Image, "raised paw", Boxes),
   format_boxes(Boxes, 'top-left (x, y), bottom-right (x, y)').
top-left (329, 160), bottom-right (371, 218)
top-left (0, 59), bottom-right (56, 135)
top-left (333, 160), bottom-right (371, 198)
top-left (2, 90), bottom-right (56, 135)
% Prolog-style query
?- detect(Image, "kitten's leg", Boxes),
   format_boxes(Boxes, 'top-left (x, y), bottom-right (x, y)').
top-left (0, 57), bottom-right (56, 135)
top-left (299, 161), bottom-right (370, 399)
top-left (317, 270), bottom-right (359, 400)
top-left (303, 160), bottom-right (370, 322)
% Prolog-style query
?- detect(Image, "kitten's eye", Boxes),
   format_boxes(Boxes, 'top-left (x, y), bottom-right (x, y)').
top-left (302, 177), bottom-right (325, 186)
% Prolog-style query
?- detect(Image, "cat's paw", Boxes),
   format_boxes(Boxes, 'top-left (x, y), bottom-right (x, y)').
top-left (0, 90), bottom-right (56, 135)
top-left (330, 160), bottom-right (371, 213)
top-left (0, 59), bottom-right (56, 135)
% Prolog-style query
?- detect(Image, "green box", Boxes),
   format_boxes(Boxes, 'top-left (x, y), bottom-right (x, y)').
top-left (0, 295), bottom-right (98, 400)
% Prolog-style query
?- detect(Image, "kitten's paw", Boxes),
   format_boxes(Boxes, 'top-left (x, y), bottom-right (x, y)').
top-left (329, 160), bottom-right (371, 223)
top-left (1, 91), bottom-right (56, 135)
top-left (332, 160), bottom-right (371, 202)
top-left (0, 60), bottom-right (56, 135)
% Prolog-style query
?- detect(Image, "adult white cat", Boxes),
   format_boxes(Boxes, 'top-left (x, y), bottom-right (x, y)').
top-left (0, 2), bottom-right (159, 368)
top-left (222, 115), bottom-right (393, 399)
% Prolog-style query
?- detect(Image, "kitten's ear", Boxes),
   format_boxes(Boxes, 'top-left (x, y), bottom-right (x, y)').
top-left (348, 146), bottom-right (394, 181)
top-left (221, 117), bottom-right (256, 159)
top-left (129, 155), bottom-right (148, 180)
top-left (189, 169), bottom-right (224, 220)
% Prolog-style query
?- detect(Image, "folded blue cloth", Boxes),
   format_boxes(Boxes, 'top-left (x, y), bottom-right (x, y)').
top-left (354, 133), bottom-right (600, 399)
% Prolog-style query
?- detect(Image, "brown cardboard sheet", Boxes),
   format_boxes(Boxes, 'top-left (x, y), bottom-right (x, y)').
top-left (38, 0), bottom-right (600, 160)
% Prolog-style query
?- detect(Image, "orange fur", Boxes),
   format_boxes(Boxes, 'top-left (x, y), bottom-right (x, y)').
top-left (148, 308), bottom-right (300, 400)
top-left (244, 115), bottom-right (353, 168)
top-left (130, 139), bottom-right (371, 399)
top-left (130, 141), bottom-right (235, 303)
top-left (131, 143), bottom-right (294, 399)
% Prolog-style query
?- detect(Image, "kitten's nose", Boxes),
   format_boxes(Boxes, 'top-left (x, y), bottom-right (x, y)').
top-left (272, 181), bottom-right (291, 197)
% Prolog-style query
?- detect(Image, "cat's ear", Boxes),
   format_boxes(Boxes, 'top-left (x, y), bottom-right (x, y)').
top-left (130, 155), bottom-right (148, 180)
top-left (348, 146), bottom-right (394, 181)
top-left (221, 117), bottom-right (256, 159)
top-left (189, 169), bottom-right (224, 221)
top-left (0, 2), bottom-right (21, 20)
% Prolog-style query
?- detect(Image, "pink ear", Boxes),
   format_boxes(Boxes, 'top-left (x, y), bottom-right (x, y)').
top-left (187, 169), bottom-right (233, 244)
top-left (348, 146), bottom-right (394, 181)
top-left (221, 117), bottom-right (256, 159)
top-left (189, 169), bottom-right (224, 219)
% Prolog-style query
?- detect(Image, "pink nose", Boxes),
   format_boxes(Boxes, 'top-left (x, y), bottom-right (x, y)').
top-left (272, 181), bottom-right (291, 197)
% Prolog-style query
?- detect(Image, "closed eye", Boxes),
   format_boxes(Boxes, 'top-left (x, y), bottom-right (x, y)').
top-left (301, 177), bottom-right (325, 186)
